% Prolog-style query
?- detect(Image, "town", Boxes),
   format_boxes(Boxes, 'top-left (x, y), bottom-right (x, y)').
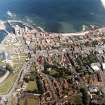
top-left (0, 20), bottom-right (105, 105)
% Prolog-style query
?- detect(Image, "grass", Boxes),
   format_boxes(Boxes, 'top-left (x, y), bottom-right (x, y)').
top-left (26, 80), bottom-right (38, 92)
top-left (19, 96), bottom-right (39, 105)
top-left (12, 53), bottom-right (28, 71)
top-left (27, 97), bottom-right (39, 105)
top-left (47, 68), bottom-right (59, 77)
top-left (19, 98), bottom-right (24, 105)
top-left (0, 73), bottom-right (18, 95)
top-left (0, 38), bottom-right (29, 95)
top-left (71, 94), bottom-right (83, 105)
top-left (0, 53), bottom-right (28, 95)
top-left (0, 60), bottom-right (5, 66)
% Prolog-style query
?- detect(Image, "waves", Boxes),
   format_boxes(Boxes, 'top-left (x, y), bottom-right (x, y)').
top-left (2, 0), bottom-right (105, 33)
top-left (7, 11), bottom-right (13, 17)
top-left (6, 10), bottom-right (16, 18)
top-left (100, 0), bottom-right (105, 8)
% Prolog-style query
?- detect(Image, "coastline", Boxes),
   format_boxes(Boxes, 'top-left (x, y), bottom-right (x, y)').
top-left (0, 19), bottom-right (104, 46)
top-left (0, 19), bottom-right (104, 87)
top-left (0, 19), bottom-right (105, 104)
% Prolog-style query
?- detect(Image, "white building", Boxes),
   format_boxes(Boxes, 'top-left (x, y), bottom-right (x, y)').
top-left (91, 63), bottom-right (100, 71)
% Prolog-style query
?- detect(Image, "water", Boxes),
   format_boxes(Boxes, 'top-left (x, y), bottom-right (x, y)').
top-left (0, 0), bottom-right (105, 33)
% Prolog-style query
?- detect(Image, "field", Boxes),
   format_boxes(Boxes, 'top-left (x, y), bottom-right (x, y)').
top-left (0, 53), bottom-right (27, 95)
top-left (26, 80), bottom-right (38, 92)
top-left (19, 96), bottom-right (39, 105)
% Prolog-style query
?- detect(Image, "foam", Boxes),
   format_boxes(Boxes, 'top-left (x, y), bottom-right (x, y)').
top-left (6, 10), bottom-right (16, 18)
top-left (7, 10), bottom-right (13, 17)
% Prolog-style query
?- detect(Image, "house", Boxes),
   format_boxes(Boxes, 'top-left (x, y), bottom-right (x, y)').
top-left (102, 63), bottom-right (105, 70)
top-left (91, 63), bottom-right (100, 72)
top-left (88, 85), bottom-right (98, 93)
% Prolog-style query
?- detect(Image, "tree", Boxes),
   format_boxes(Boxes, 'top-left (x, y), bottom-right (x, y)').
top-left (6, 63), bottom-right (13, 73)
top-left (80, 88), bottom-right (90, 105)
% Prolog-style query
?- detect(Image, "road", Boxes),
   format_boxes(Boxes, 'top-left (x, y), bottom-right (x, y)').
top-left (0, 59), bottom-right (33, 98)
top-left (0, 25), bottom-right (36, 105)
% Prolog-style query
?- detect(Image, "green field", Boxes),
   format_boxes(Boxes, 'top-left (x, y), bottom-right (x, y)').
top-left (19, 96), bottom-right (39, 105)
top-left (0, 74), bottom-right (17, 95)
top-left (26, 80), bottom-right (38, 92)
top-left (0, 53), bottom-right (28, 95)
top-left (12, 54), bottom-right (27, 72)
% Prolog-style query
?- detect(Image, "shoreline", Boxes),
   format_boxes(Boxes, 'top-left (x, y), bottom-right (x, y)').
top-left (0, 19), bottom-right (103, 88)
top-left (0, 19), bottom-right (104, 104)
top-left (0, 19), bottom-right (103, 49)
top-left (0, 19), bottom-right (104, 48)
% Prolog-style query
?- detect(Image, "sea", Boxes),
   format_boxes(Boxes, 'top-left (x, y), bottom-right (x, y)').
top-left (0, 0), bottom-right (105, 33)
